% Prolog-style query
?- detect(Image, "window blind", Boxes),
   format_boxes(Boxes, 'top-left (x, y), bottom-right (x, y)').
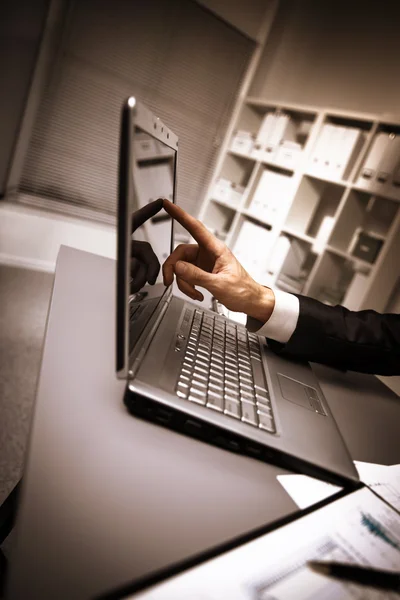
top-left (20, 0), bottom-right (254, 221)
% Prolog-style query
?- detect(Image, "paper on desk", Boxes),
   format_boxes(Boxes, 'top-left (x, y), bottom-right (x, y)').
top-left (355, 460), bottom-right (400, 511)
top-left (277, 474), bottom-right (342, 509)
top-left (277, 462), bottom-right (400, 512)
top-left (132, 487), bottom-right (400, 599)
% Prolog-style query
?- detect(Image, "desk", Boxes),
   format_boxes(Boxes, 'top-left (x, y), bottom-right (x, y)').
top-left (6, 247), bottom-right (400, 599)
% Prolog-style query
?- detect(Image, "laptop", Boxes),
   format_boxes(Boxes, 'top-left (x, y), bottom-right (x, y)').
top-left (116, 97), bottom-right (359, 486)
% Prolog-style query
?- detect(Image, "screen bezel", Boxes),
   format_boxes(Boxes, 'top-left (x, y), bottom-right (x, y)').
top-left (116, 98), bottom-right (179, 379)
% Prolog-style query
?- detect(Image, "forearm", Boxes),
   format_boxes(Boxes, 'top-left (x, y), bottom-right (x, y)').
top-left (266, 295), bottom-right (400, 376)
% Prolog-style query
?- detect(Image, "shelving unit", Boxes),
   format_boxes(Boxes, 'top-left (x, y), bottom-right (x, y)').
top-left (199, 98), bottom-right (400, 312)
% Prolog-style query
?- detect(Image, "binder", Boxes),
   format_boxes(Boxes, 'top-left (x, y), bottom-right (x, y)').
top-left (334, 127), bottom-right (364, 180)
top-left (327, 125), bottom-right (345, 172)
top-left (264, 114), bottom-right (295, 160)
top-left (358, 132), bottom-right (390, 185)
top-left (256, 113), bottom-right (277, 146)
top-left (249, 170), bottom-right (291, 224)
top-left (375, 134), bottom-right (400, 184)
top-left (230, 131), bottom-right (254, 156)
top-left (275, 141), bottom-right (302, 169)
top-left (308, 124), bottom-right (334, 175)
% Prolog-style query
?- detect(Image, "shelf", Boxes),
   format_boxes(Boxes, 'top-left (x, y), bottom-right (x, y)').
top-left (229, 147), bottom-right (298, 173)
top-left (304, 170), bottom-right (348, 188)
top-left (351, 183), bottom-right (400, 204)
top-left (203, 94), bottom-right (400, 313)
top-left (241, 208), bottom-right (273, 228)
top-left (306, 252), bottom-right (363, 307)
top-left (261, 158), bottom-right (295, 174)
top-left (246, 96), bottom-right (318, 118)
top-left (228, 148), bottom-right (256, 162)
top-left (325, 245), bottom-right (373, 272)
top-left (329, 189), bottom-right (398, 264)
top-left (203, 201), bottom-right (236, 241)
top-left (284, 176), bottom-right (344, 239)
top-left (281, 228), bottom-right (315, 245)
top-left (209, 196), bottom-right (241, 212)
top-left (272, 235), bottom-right (318, 295)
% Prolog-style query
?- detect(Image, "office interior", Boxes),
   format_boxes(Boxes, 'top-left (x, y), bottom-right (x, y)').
top-left (1, 0), bottom-right (400, 596)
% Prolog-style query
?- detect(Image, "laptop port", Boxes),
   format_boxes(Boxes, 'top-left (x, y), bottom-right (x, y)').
top-left (156, 407), bottom-right (172, 424)
top-left (246, 444), bottom-right (261, 456)
top-left (184, 418), bottom-right (202, 435)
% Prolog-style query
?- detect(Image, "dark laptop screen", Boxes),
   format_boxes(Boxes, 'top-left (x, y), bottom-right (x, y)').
top-left (128, 127), bottom-right (176, 356)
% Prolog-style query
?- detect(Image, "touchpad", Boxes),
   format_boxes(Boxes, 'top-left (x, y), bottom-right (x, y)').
top-left (277, 373), bottom-right (326, 416)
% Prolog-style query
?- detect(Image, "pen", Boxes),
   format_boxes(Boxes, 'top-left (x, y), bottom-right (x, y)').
top-left (308, 561), bottom-right (400, 592)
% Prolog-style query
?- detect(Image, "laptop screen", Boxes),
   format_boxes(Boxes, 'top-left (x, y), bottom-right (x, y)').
top-left (128, 126), bottom-right (176, 356)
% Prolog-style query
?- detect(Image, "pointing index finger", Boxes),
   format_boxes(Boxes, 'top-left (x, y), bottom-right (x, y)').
top-left (162, 199), bottom-right (224, 255)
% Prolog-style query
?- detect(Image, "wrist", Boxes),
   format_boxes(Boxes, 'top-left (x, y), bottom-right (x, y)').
top-left (247, 284), bottom-right (275, 323)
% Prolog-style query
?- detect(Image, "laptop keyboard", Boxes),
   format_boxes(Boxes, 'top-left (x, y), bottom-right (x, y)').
top-left (175, 309), bottom-right (276, 433)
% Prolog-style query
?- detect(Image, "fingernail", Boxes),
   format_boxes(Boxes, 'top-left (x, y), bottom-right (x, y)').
top-left (175, 262), bottom-right (185, 275)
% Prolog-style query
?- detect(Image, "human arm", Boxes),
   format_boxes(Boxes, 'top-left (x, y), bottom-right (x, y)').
top-left (266, 294), bottom-right (400, 376)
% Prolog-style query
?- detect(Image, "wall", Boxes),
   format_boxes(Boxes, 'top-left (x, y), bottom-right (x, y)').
top-left (0, 0), bottom-right (50, 195)
top-left (0, 202), bottom-right (116, 272)
top-left (197, 0), bottom-right (272, 41)
top-left (251, 0), bottom-right (400, 117)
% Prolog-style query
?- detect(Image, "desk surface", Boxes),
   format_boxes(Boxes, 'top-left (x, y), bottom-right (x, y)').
top-left (6, 247), bottom-right (400, 600)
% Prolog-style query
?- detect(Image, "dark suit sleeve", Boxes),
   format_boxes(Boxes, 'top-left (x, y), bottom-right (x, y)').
top-left (266, 294), bottom-right (400, 375)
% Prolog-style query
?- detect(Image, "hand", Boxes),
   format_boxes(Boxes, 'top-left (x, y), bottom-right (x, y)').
top-left (162, 199), bottom-right (275, 323)
top-left (130, 199), bottom-right (163, 293)
top-left (130, 241), bottom-right (159, 293)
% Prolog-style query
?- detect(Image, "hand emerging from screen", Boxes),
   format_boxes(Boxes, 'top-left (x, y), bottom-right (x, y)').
top-left (130, 199), bottom-right (163, 293)
top-left (162, 199), bottom-right (275, 323)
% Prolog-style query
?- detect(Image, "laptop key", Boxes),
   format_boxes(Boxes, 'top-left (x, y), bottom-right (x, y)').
top-left (189, 388), bottom-right (206, 403)
top-left (240, 390), bottom-right (255, 404)
top-left (224, 400), bottom-right (241, 419)
top-left (206, 392), bottom-right (224, 412)
top-left (209, 381), bottom-right (223, 393)
top-left (256, 398), bottom-right (272, 412)
top-left (241, 402), bottom-right (258, 426)
top-left (251, 359), bottom-right (268, 390)
top-left (258, 412), bottom-right (275, 432)
top-left (192, 379), bottom-right (207, 390)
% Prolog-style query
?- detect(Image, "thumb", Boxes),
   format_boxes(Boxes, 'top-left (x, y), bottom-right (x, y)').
top-left (175, 261), bottom-right (214, 288)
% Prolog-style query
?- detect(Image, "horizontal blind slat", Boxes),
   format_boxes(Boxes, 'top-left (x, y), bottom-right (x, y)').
top-left (20, 0), bottom-right (254, 219)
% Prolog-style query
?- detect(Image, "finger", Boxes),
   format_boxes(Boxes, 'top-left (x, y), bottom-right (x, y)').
top-left (131, 199), bottom-right (163, 231)
top-left (162, 244), bottom-right (198, 285)
top-left (176, 277), bottom-right (204, 302)
top-left (163, 199), bottom-right (224, 256)
top-left (131, 241), bottom-right (160, 284)
top-left (175, 260), bottom-right (216, 292)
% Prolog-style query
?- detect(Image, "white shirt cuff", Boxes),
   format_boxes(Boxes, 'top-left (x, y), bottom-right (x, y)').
top-left (247, 289), bottom-right (300, 344)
